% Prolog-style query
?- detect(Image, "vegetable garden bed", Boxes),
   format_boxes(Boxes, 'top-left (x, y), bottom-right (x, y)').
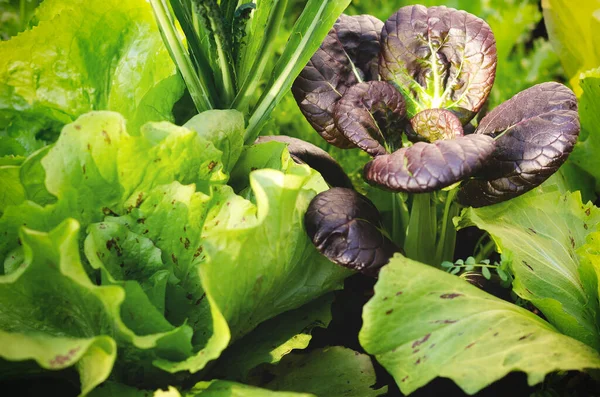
top-left (1, 0), bottom-right (600, 396)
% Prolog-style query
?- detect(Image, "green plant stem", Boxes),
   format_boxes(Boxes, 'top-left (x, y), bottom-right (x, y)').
top-left (200, 1), bottom-right (236, 105)
top-left (232, 0), bottom-right (288, 111)
top-left (475, 238), bottom-right (497, 263)
top-left (434, 189), bottom-right (459, 265)
top-left (404, 192), bottom-right (437, 265)
top-left (243, 0), bottom-right (351, 143)
top-left (391, 192), bottom-right (410, 248)
top-left (150, 0), bottom-right (214, 112)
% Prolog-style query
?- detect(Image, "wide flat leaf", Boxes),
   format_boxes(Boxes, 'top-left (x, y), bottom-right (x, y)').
top-left (305, 187), bottom-right (399, 276)
top-left (379, 5), bottom-right (497, 121)
top-left (333, 81), bottom-right (406, 156)
top-left (292, 14), bottom-right (383, 148)
top-left (360, 254), bottom-right (600, 395)
top-left (0, 0), bottom-right (184, 155)
top-left (364, 134), bottom-right (495, 193)
top-left (211, 294), bottom-right (334, 382)
top-left (256, 136), bottom-right (353, 188)
top-left (542, 0), bottom-right (600, 92)
top-left (255, 347), bottom-right (386, 397)
top-left (458, 190), bottom-right (600, 349)
top-left (569, 67), bottom-right (600, 191)
top-left (459, 82), bottom-right (580, 207)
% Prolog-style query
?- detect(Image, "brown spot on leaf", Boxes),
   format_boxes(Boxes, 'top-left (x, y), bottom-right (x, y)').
top-left (528, 228), bottom-right (537, 234)
top-left (385, 309), bottom-right (393, 315)
top-left (466, 342), bottom-right (476, 349)
top-left (171, 253), bottom-right (178, 264)
top-left (415, 358), bottom-right (421, 365)
top-left (432, 319), bottom-right (457, 324)
top-left (135, 193), bottom-right (144, 208)
top-left (569, 236), bottom-right (575, 248)
top-left (396, 291), bottom-right (403, 296)
top-left (195, 293), bottom-right (206, 305)
top-left (208, 161), bottom-right (217, 171)
top-left (519, 333), bottom-right (533, 341)
top-left (401, 376), bottom-right (409, 382)
top-left (440, 293), bottom-right (463, 299)
top-left (194, 246), bottom-right (203, 258)
top-left (586, 208), bottom-right (591, 216)
top-left (137, 218), bottom-right (146, 224)
top-left (102, 130), bottom-right (111, 144)
top-left (584, 223), bottom-right (589, 230)
top-left (412, 333), bottom-right (430, 348)
top-left (106, 238), bottom-right (123, 256)
top-left (522, 260), bottom-right (533, 271)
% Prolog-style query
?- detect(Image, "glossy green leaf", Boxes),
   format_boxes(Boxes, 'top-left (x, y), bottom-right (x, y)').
top-left (0, 0), bottom-right (184, 155)
top-left (256, 347), bottom-right (386, 397)
top-left (458, 190), bottom-right (600, 349)
top-left (211, 294), bottom-right (333, 381)
top-left (360, 254), bottom-right (600, 395)
top-left (543, 0), bottom-right (600, 91)
top-left (569, 68), bottom-right (600, 191)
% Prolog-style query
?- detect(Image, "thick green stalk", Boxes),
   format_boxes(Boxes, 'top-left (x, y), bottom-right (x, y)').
top-left (404, 192), bottom-right (437, 265)
top-left (232, 0), bottom-right (288, 111)
top-left (391, 192), bottom-right (410, 248)
top-left (434, 189), bottom-right (459, 265)
top-left (243, 0), bottom-right (351, 143)
top-left (150, 0), bottom-right (214, 112)
top-left (200, 0), bottom-right (237, 105)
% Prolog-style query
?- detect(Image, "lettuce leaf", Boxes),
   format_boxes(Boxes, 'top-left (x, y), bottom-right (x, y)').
top-left (360, 254), bottom-right (600, 395)
top-left (458, 190), bottom-right (600, 349)
top-left (0, 0), bottom-right (184, 156)
top-left (0, 110), bottom-right (348, 393)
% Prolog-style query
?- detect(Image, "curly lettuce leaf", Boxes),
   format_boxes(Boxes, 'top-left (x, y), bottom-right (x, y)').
top-left (211, 294), bottom-right (334, 382)
top-left (0, 0), bottom-right (184, 156)
top-left (360, 254), bottom-right (600, 395)
top-left (1, 110), bottom-right (349, 391)
top-left (0, 220), bottom-right (118, 395)
top-left (458, 190), bottom-right (600, 349)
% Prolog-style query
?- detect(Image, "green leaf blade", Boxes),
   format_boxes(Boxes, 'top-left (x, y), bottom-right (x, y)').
top-left (360, 254), bottom-right (600, 395)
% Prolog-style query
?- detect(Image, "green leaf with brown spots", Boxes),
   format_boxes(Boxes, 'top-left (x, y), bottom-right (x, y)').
top-left (458, 190), bottom-right (600, 349)
top-left (360, 254), bottom-right (600, 395)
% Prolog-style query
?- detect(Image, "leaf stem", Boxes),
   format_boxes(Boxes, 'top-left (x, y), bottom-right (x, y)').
top-left (435, 188), bottom-right (459, 264)
top-left (232, 0), bottom-right (288, 111)
top-left (150, 0), bottom-right (214, 112)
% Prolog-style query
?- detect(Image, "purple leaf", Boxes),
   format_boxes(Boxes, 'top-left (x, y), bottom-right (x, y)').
top-left (305, 188), bottom-right (399, 276)
top-left (458, 82), bottom-right (580, 207)
top-left (292, 15), bottom-right (384, 149)
top-left (364, 135), bottom-right (495, 193)
top-left (256, 135), bottom-right (353, 189)
top-left (333, 81), bottom-right (406, 156)
top-left (379, 5), bottom-right (497, 122)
